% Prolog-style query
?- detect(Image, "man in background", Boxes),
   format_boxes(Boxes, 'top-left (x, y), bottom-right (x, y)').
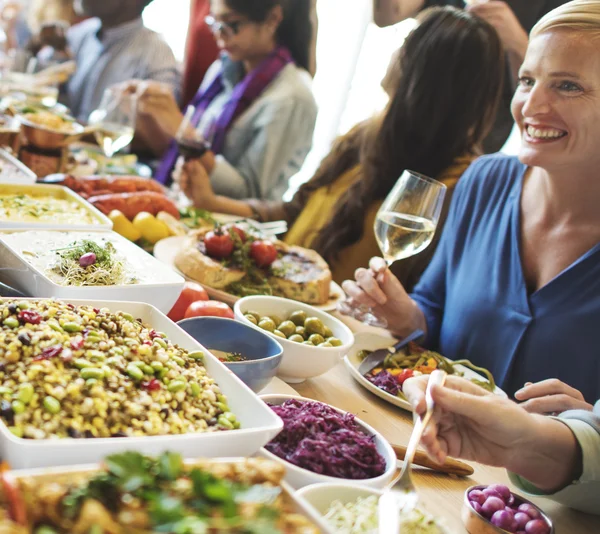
top-left (64, 0), bottom-right (180, 121)
top-left (373, 0), bottom-right (567, 152)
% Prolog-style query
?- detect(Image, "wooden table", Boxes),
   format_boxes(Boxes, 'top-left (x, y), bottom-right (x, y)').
top-left (284, 316), bottom-right (599, 534)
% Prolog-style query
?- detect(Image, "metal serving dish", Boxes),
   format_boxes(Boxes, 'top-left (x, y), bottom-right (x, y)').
top-left (462, 485), bottom-right (554, 534)
top-left (18, 115), bottom-right (85, 150)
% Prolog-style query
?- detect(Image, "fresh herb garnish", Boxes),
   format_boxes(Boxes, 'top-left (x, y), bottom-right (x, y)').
top-left (51, 239), bottom-right (131, 287)
top-left (179, 207), bottom-right (217, 229)
top-left (58, 452), bottom-right (289, 533)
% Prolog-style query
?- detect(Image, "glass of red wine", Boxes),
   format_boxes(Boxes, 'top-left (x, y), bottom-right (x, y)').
top-left (170, 106), bottom-right (209, 202)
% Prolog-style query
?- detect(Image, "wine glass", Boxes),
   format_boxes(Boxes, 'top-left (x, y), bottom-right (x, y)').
top-left (338, 170), bottom-right (447, 328)
top-left (88, 88), bottom-right (136, 171)
top-left (170, 105), bottom-right (209, 203)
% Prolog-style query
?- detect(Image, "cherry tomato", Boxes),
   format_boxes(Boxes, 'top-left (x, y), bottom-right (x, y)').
top-left (396, 369), bottom-right (414, 387)
top-left (204, 229), bottom-right (234, 259)
top-left (167, 282), bottom-right (209, 322)
top-left (184, 300), bottom-right (234, 319)
top-left (227, 225), bottom-right (247, 243)
top-left (0, 471), bottom-right (27, 525)
top-left (250, 240), bottom-right (278, 267)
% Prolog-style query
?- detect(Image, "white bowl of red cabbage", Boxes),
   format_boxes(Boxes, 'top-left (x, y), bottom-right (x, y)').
top-left (258, 395), bottom-right (396, 489)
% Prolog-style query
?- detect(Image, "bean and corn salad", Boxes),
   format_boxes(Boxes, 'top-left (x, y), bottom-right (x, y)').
top-left (0, 299), bottom-right (239, 440)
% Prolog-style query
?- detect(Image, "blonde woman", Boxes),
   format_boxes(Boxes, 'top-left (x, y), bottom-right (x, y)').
top-left (344, 0), bottom-right (600, 409)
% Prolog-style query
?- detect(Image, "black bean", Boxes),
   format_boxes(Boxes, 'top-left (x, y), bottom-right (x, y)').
top-left (111, 431), bottom-right (128, 438)
top-left (67, 428), bottom-right (83, 438)
top-left (17, 332), bottom-right (31, 346)
top-left (0, 400), bottom-right (14, 423)
top-left (84, 430), bottom-right (94, 438)
top-left (160, 408), bottom-right (170, 418)
top-left (7, 304), bottom-right (17, 314)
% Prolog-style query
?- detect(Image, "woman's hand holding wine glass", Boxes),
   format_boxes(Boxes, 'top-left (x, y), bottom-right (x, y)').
top-left (338, 169), bottom-right (446, 329)
top-left (341, 257), bottom-right (427, 338)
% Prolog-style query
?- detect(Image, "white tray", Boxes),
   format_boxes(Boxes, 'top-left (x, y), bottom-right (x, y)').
top-left (0, 183), bottom-right (112, 230)
top-left (344, 332), bottom-right (507, 412)
top-left (0, 229), bottom-right (184, 313)
top-left (0, 298), bottom-right (283, 470)
top-left (3, 458), bottom-right (331, 532)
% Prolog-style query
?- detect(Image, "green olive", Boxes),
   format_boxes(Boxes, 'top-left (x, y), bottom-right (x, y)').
top-left (304, 317), bottom-right (325, 336)
top-left (258, 318), bottom-right (276, 332)
top-left (327, 337), bottom-right (342, 347)
top-left (288, 334), bottom-right (305, 344)
top-left (273, 329), bottom-right (286, 339)
top-left (268, 315), bottom-right (282, 327)
top-left (318, 342), bottom-right (333, 348)
top-left (295, 326), bottom-right (306, 338)
top-left (247, 311), bottom-right (261, 322)
top-left (244, 313), bottom-right (258, 325)
top-left (308, 334), bottom-right (325, 345)
top-left (289, 310), bottom-right (307, 326)
top-left (323, 325), bottom-right (333, 338)
top-left (277, 320), bottom-right (296, 337)
top-left (302, 340), bottom-right (314, 346)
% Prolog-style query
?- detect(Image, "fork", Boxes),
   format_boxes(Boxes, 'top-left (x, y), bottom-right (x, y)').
top-left (378, 370), bottom-right (447, 534)
top-left (235, 219), bottom-right (288, 237)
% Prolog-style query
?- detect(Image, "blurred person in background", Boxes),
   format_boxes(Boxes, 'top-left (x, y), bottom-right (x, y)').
top-left (181, 0), bottom-right (220, 107)
top-left (135, 0), bottom-right (317, 203)
top-left (374, 0), bottom-right (569, 152)
top-left (37, 0), bottom-right (180, 121)
top-left (177, 6), bottom-right (504, 285)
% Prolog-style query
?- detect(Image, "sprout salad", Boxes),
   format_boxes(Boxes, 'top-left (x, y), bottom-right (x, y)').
top-left (324, 495), bottom-right (444, 534)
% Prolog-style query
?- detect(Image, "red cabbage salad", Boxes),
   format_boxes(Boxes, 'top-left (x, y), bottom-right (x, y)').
top-left (265, 399), bottom-right (387, 479)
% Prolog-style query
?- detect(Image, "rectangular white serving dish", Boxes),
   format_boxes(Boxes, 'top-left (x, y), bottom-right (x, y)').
top-left (2, 458), bottom-right (331, 532)
top-left (0, 229), bottom-right (185, 313)
top-left (0, 148), bottom-right (37, 185)
top-left (0, 183), bottom-right (112, 230)
top-left (0, 298), bottom-right (284, 470)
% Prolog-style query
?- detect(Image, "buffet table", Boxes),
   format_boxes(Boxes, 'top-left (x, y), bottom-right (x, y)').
top-left (270, 316), bottom-right (600, 534)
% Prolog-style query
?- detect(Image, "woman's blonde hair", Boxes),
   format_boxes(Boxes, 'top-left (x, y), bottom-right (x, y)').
top-left (531, 0), bottom-right (600, 38)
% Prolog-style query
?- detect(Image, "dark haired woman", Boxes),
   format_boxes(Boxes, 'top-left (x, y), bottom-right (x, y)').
top-left (179, 6), bottom-right (504, 287)
top-left (135, 0), bottom-right (317, 202)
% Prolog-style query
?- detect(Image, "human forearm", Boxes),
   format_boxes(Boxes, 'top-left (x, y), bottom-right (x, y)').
top-left (204, 195), bottom-right (254, 218)
top-left (373, 0), bottom-right (425, 27)
top-left (506, 36), bottom-right (528, 83)
top-left (508, 417), bottom-right (582, 493)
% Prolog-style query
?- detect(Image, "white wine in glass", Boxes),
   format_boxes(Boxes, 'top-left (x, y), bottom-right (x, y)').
top-left (374, 212), bottom-right (436, 264)
top-left (88, 89), bottom-right (136, 165)
top-left (339, 170), bottom-right (446, 328)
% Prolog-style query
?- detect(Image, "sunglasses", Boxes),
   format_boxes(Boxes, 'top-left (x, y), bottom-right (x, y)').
top-left (205, 15), bottom-right (249, 37)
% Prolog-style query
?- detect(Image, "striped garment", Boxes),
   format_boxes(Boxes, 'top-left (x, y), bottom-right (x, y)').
top-left (66, 17), bottom-right (181, 122)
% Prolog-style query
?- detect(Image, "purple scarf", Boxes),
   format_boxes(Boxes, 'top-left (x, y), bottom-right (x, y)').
top-left (155, 46), bottom-right (293, 184)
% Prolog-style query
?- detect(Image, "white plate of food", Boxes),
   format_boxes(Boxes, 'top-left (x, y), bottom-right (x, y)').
top-left (0, 454), bottom-right (329, 533)
top-left (344, 332), bottom-right (506, 412)
top-left (0, 229), bottom-right (184, 313)
top-left (0, 183), bottom-right (112, 230)
top-left (154, 235), bottom-right (345, 312)
top-left (0, 297), bottom-right (283, 469)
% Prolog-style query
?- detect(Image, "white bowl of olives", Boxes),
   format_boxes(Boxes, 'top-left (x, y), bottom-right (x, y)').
top-left (234, 296), bottom-right (354, 383)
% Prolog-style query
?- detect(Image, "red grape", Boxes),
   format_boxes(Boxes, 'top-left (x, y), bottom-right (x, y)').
top-left (468, 490), bottom-right (486, 505)
top-left (491, 510), bottom-right (517, 532)
top-left (482, 496), bottom-right (505, 518)
top-left (525, 519), bottom-right (550, 534)
top-left (514, 512), bottom-right (531, 530)
top-left (518, 503), bottom-right (542, 520)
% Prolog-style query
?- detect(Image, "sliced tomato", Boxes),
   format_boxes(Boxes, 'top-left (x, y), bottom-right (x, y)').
top-left (1, 471), bottom-right (27, 525)
top-left (227, 225), bottom-right (247, 243)
top-left (167, 282), bottom-right (209, 322)
top-left (184, 300), bottom-right (234, 319)
top-left (396, 369), bottom-right (414, 386)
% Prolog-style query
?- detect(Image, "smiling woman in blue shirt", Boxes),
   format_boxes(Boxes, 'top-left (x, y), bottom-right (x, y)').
top-left (341, 0), bottom-right (600, 409)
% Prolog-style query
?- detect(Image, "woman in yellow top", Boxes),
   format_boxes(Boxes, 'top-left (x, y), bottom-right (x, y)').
top-left (179, 6), bottom-right (504, 288)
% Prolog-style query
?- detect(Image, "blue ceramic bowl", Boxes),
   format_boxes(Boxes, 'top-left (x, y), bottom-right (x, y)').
top-left (177, 317), bottom-right (283, 392)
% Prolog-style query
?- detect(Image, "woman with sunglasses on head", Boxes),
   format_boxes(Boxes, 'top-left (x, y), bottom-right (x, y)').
top-left (134, 0), bottom-right (317, 202)
top-left (178, 6), bottom-right (504, 286)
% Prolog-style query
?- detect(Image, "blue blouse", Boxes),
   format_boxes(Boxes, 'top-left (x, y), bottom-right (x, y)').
top-left (412, 154), bottom-right (600, 402)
